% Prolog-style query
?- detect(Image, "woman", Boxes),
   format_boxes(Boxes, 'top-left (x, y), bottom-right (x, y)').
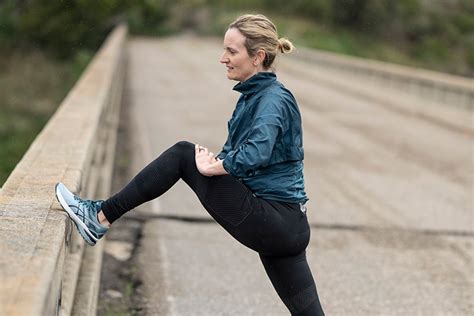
top-left (56, 14), bottom-right (325, 315)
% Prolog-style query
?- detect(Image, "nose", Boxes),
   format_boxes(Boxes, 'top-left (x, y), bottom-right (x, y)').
top-left (219, 51), bottom-right (228, 64)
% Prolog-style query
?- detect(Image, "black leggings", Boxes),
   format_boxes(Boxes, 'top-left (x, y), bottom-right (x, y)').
top-left (102, 141), bottom-right (325, 315)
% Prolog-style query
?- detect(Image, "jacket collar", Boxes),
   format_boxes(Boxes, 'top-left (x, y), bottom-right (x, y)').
top-left (233, 72), bottom-right (276, 96)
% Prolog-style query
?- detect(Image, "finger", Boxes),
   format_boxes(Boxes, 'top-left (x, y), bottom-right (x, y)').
top-left (196, 144), bottom-right (206, 154)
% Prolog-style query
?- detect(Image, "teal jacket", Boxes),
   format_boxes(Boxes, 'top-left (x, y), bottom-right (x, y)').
top-left (217, 72), bottom-right (308, 203)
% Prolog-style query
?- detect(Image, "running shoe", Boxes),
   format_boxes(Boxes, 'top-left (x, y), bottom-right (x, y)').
top-left (55, 182), bottom-right (108, 246)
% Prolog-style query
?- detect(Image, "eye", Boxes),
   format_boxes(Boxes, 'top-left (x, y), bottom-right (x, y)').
top-left (225, 48), bottom-right (236, 55)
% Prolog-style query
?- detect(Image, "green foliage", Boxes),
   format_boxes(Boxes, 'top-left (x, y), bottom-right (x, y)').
top-left (0, 50), bottom-right (83, 185)
top-left (1, 0), bottom-right (471, 75)
top-left (467, 40), bottom-right (474, 69)
top-left (0, 1), bottom-right (16, 44)
top-left (204, 0), bottom-right (473, 76)
top-left (452, 14), bottom-right (474, 34)
top-left (126, 0), bottom-right (170, 35)
top-left (14, 0), bottom-right (130, 58)
top-left (0, 0), bottom-right (173, 58)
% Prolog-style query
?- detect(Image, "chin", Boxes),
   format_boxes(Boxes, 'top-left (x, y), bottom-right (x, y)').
top-left (226, 73), bottom-right (240, 81)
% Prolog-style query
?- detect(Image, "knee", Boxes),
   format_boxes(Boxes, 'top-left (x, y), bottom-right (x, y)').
top-left (169, 141), bottom-right (195, 160)
top-left (172, 141), bottom-right (194, 151)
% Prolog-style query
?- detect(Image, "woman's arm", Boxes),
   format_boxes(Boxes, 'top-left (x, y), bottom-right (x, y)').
top-left (222, 99), bottom-right (286, 178)
top-left (216, 121), bottom-right (233, 160)
top-left (195, 144), bottom-right (228, 177)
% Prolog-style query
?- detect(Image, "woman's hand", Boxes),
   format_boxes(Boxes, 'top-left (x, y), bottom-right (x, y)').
top-left (195, 144), bottom-right (228, 177)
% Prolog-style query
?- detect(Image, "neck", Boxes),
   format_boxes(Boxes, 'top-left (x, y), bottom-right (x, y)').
top-left (242, 68), bottom-right (270, 82)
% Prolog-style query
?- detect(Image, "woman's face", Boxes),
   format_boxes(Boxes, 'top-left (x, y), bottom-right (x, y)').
top-left (220, 28), bottom-right (258, 82)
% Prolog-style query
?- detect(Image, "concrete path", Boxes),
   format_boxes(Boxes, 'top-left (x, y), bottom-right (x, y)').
top-left (123, 35), bottom-right (473, 315)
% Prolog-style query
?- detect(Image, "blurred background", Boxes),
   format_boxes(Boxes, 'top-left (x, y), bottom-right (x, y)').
top-left (0, 0), bottom-right (473, 185)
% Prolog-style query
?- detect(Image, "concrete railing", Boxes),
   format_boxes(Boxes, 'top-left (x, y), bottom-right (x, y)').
top-left (0, 24), bottom-right (127, 315)
top-left (293, 47), bottom-right (474, 109)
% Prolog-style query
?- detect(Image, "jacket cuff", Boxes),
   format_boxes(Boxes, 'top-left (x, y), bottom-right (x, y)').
top-left (222, 157), bottom-right (234, 177)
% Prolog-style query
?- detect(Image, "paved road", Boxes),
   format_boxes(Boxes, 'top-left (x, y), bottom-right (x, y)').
top-left (123, 35), bottom-right (473, 315)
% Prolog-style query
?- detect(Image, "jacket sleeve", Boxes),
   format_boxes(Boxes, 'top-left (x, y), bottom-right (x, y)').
top-left (217, 97), bottom-right (243, 160)
top-left (223, 99), bottom-right (285, 178)
top-left (216, 128), bottom-right (232, 160)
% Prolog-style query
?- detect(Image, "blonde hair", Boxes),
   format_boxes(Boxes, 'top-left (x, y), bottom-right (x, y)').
top-left (229, 14), bottom-right (295, 69)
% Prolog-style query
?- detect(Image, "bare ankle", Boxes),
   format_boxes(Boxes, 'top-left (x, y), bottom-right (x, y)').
top-left (98, 211), bottom-right (111, 227)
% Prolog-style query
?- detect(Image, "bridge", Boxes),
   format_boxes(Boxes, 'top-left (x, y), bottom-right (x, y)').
top-left (1, 25), bottom-right (472, 315)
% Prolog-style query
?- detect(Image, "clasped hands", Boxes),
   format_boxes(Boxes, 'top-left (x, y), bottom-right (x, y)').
top-left (195, 144), bottom-right (228, 177)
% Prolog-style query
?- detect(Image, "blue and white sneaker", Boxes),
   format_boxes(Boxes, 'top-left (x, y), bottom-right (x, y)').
top-left (55, 182), bottom-right (108, 246)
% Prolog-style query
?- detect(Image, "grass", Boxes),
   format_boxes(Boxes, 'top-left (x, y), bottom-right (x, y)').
top-left (0, 49), bottom-right (92, 186)
top-left (199, 9), bottom-right (471, 75)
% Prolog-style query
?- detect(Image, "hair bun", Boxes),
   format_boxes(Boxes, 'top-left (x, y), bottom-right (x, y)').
top-left (278, 37), bottom-right (294, 54)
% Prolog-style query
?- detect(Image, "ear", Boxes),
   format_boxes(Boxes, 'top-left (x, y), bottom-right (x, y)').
top-left (254, 49), bottom-right (266, 66)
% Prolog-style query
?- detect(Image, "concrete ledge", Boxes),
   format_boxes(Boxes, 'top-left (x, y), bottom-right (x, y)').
top-left (0, 24), bottom-right (127, 315)
top-left (293, 47), bottom-right (474, 108)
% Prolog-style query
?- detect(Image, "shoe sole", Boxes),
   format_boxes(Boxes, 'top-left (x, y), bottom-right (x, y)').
top-left (55, 183), bottom-right (99, 243)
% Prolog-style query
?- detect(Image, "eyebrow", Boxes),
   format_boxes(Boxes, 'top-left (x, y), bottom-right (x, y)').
top-left (224, 46), bottom-right (238, 52)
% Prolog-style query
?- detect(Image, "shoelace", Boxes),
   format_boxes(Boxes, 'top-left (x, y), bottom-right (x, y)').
top-left (74, 196), bottom-right (102, 214)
